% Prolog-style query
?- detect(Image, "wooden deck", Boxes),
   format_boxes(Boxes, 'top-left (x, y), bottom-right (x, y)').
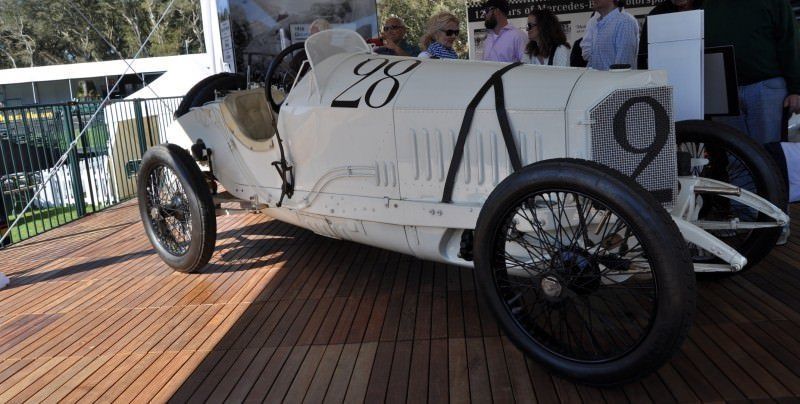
top-left (1, 200), bottom-right (800, 403)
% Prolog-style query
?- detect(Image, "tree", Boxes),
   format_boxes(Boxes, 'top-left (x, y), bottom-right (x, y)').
top-left (377, 0), bottom-right (469, 57)
top-left (0, 0), bottom-right (205, 70)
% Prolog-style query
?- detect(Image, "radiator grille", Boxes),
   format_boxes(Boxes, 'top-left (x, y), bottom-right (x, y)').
top-left (590, 86), bottom-right (677, 209)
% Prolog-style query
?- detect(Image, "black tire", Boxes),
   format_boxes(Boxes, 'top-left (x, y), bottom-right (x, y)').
top-left (676, 120), bottom-right (787, 269)
top-left (138, 144), bottom-right (216, 273)
top-left (474, 159), bottom-right (695, 386)
top-left (174, 73), bottom-right (247, 118)
top-left (265, 42), bottom-right (307, 112)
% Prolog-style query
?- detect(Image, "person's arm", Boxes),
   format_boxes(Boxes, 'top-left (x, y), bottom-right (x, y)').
top-left (614, 17), bottom-right (640, 68)
top-left (554, 45), bottom-right (571, 67)
top-left (383, 37), bottom-right (408, 56)
top-left (582, 17), bottom-right (597, 62)
top-left (516, 30), bottom-right (528, 63)
top-left (776, 0), bottom-right (800, 113)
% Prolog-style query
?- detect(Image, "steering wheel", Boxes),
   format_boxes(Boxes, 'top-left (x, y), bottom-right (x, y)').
top-left (265, 42), bottom-right (309, 112)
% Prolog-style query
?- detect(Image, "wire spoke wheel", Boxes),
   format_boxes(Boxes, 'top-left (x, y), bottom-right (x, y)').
top-left (676, 120), bottom-right (786, 269)
top-left (678, 140), bottom-right (759, 255)
top-left (474, 159), bottom-right (694, 385)
top-left (493, 190), bottom-right (657, 362)
top-left (145, 165), bottom-right (193, 256)
top-left (137, 144), bottom-right (216, 273)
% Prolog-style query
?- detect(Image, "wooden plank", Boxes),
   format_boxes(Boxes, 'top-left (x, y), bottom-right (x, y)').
top-left (221, 346), bottom-right (278, 402)
top-left (465, 337), bottom-right (492, 403)
top-left (282, 345), bottom-right (326, 403)
top-left (525, 357), bottom-right (560, 403)
top-left (385, 340), bottom-right (412, 404)
top-left (364, 341), bottom-right (394, 402)
top-left (405, 339), bottom-right (430, 404)
top-left (430, 263), bottom-right (449, 340)
top-left (679, 337), bottom-right (744, 401)
top-left (716, 322), bottom-right (800, 395)
top-left (299, 344), bottom-right (344, 403)
top-left (448, 338), bottom-right (470, 404)
top-left (241, 345), bottom-right (292, 402)
top-left (483, 336), bottom-right (514, 403)
top-left (343, 341), bottom-right (378, 403)
top-left (500, 337), bottom-right (537, 403)
top-left (324, 343), bottom-right (361, 403)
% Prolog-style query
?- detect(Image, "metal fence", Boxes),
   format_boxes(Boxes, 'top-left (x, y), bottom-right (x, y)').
top-left (0, 97), bottom-right (182, 246)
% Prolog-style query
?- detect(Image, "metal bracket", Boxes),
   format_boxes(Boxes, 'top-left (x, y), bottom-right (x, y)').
top-left (214, 192), bottom-right (267, 216)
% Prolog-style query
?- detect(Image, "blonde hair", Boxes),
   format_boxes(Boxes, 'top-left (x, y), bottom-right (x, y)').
top-left (309, 18), bottom-right (331, 34)
top-left (420, 11), bottom-right (459, 50)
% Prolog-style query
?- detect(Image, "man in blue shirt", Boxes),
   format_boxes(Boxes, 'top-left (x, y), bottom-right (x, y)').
top-left (585, 0), bottom-right (640, 70)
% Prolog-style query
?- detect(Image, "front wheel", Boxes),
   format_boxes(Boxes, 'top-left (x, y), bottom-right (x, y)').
top-left (474, 159), bottom-right (695, 386)
top-left (138, 144), bottom-right (216, 273)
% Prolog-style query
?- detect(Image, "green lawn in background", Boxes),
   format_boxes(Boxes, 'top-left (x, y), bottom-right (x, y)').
top-left (4, 204), bottom-right (101, 243)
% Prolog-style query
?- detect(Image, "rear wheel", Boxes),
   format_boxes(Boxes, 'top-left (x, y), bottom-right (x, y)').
top-left (138, 144), bottom-right (216, 273)
top-left (174, 73), bottom-right (247, 118)
top-left (474, 159), bottom-right (695, 386)
top-left (676, 120), bottom-right (786, 269)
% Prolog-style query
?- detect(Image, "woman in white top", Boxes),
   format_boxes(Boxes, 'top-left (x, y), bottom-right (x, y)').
top-left (523, 9), bottom-right (571, 67)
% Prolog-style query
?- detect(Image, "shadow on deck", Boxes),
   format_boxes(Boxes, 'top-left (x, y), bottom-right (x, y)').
top-left (0, 201), bottom-right (799, 402)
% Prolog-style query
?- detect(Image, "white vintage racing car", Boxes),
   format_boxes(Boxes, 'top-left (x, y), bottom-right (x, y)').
top-left (137, 30), bottom-right (789, 385)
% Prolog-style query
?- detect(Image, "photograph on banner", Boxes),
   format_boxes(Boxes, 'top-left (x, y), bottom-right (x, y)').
top-left (224, 0), bottom-right (379, 79)
top-left (465, 0), bottom-right (660, 60)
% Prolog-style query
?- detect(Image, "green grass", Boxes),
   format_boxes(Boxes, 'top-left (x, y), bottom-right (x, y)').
top-left (3, 204), bottom-right (102, 243)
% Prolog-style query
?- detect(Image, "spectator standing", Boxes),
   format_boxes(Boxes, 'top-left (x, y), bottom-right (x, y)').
top-left (481, 0), bottom-right (527, 63)
top-left (705, 0), bottom-right (800, 144)
top-left (420, 11), bottom-right (461, 59)
top-left (523, 9), bottom-right (571, 66)
top-left (639, 0), bottom-right (703, 57)
top-left (584, 0), bottom-right (640, 70)
top-left (574, 13), bottom-right (599, 67)
top-left (378, 17), bottom-right (420, 57)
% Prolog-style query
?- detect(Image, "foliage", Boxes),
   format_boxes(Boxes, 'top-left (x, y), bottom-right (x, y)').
top-left (0, 0), bottom-right (204, 69)
top-left (377, 0), bottom-right (470, 58)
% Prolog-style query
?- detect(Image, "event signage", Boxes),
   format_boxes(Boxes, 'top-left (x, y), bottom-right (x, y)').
top-left (223, 0), bottom-right (379, 77)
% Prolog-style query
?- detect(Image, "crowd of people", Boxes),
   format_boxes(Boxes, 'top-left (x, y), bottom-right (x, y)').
top-left (308, 0), bottom-right (800, 202)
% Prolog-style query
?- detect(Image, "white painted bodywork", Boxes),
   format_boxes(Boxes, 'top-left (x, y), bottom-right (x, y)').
top-left (166, 30), bottom-right (788, 272)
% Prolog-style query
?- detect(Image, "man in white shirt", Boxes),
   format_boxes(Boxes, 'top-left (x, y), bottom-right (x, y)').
top-left (584, 0), bottom-right (640, 70)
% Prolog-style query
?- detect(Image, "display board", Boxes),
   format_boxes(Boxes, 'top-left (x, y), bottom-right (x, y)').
top-left (226, 0), bottom-right (378, 78)
top-left (465, 0), bottom-right (660, 60)
top-left (704, 46), bottom-right (740, 116)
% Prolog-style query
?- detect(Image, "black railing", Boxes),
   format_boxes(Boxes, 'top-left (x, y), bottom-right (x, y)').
top-left (0, 97), bottom-right (182, 245)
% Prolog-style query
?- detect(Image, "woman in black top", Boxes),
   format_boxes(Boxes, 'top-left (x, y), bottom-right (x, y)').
top-left (523, 9), bottom-right (571, 66)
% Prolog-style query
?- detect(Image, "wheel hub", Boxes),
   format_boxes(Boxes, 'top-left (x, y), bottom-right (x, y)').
top-left (165, 194), bottom-right (187, 221)
top-left (540, 276), bottom-right (563, 299)
top-left (553, 248), bottom-right (602, 295)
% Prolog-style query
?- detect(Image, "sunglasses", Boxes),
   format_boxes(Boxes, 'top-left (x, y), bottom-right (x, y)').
top-left (383, 25), bottom-right (404, 32)
top-left (526, 22), bottom-right (538, 30)
top-left (439, 29), bottom-right (460, 37)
